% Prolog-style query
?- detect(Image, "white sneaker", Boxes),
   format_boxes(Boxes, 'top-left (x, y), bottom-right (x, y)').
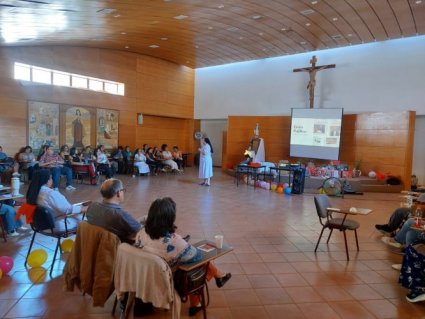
top-left (66, 185), bottom-right (76, 191)
top-left (381, 236), bottom-right (402, 248)
top-left (391, 264), bottom-right (402, 270)
top-left (9, 231), bottom-right (20, 237)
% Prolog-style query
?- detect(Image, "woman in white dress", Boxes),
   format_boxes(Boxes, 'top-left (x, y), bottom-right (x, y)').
top-left (198, 137), bottom-right (213, 186)
top-left (161, 144), bottom-right (179, 171)
top-left (133, 148), bottom-right (150, 175)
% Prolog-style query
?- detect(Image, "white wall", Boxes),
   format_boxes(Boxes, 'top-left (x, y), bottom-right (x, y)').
top-left (195, 36), bottom-right (425, 119)
top-left (200, 119), bottom-right (228, 166)
top-left (413, 115), bottom-right (425, 185)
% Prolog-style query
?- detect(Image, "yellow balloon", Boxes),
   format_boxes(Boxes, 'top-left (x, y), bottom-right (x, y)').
top-left (0, 268), bottom-right (2, 280)
top-left (28, 267), bottom-right (46, 283)
top-left (61, 239), bottom-right (74, 253)
top-left (27, 249), bottom-right (48, 268)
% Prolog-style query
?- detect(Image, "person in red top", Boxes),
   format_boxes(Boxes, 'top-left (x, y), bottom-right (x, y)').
top-left (39, 145), bottom-right (75, 191)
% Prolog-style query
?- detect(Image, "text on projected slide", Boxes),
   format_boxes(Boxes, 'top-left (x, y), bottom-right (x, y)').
top-left (291, 118), bottom-right (341, 147)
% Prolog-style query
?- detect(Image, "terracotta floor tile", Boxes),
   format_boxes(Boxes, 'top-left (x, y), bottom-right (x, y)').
top-left (223, 289), bottom-right (261, 306)
top-left (342, 284), bottom-right (384, 300)
top-left (248, 274), bottom-right (281, 288)
top-left (329, 301), bottom-right (376, 319)
top-left (275, 273), bottom-right (310, 287)
top-left (360, 299), bottom-right (403, 319)
top-left (313, 286), bottom-right (355, 302)
top-left (285, 287), bottom-right (323, 303)
top-left (299, 302), bottom-right (342, 319)
top-left (254, 288), bottom-right (293, 305)
top-left (0, 170), bottom-right (423, 318)
top-left (4, 298), bottom-right (48, 318)
top-left (265, 304), bottom-right (306, 319)
top-left (241, 263), bottom-right (271, 275)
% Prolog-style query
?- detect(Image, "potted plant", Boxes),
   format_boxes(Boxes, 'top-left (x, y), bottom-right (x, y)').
top-left (353, 160), bottom-right (362, 178)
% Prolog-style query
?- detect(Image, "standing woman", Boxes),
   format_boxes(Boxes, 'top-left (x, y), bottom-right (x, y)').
top-left (198, 137), bottom-right (213, 186)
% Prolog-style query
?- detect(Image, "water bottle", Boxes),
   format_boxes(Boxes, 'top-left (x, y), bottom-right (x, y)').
top-left (406, 195), bottom-right (413, 207)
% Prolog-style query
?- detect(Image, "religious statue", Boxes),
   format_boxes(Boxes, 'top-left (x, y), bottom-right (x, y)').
top-left (293, 56), bottom-right (336, 108)
top-left (72, 109), bottom-right (84, 147)
top-left (254, 123), bottom-right (260, 138)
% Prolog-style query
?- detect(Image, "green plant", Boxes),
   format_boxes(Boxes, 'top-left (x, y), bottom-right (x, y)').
top-left (354, 160), bottom-right (362, 171)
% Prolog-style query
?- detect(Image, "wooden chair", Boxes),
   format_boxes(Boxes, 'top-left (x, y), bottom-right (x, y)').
top-left (314, 195), bottom-right (360, 261)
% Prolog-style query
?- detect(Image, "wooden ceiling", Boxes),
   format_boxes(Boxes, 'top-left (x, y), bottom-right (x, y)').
top-left (0, 0), bottom-right (424, 68)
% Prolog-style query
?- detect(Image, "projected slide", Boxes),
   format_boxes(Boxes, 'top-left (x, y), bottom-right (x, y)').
top-left (290, 108), bottom-right (343, 160)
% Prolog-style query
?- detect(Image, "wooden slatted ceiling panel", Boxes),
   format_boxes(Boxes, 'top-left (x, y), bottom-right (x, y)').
top-left (0, 0), bottom-right (423, 67)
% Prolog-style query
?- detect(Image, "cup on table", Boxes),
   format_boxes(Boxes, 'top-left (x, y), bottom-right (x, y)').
top-left (214, 235), bottom-right (224, 249)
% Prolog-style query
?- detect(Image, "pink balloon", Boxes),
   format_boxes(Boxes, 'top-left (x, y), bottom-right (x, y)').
top-left (0, 256), bottom-right (14, 275)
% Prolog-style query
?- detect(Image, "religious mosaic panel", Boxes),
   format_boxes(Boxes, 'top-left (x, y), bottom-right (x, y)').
top-left (96, 108), bottom-right (119, 149)
top-left (28, 100), bottom-right (60, 150)
top-left (64, 106), bottom-right (92, 148)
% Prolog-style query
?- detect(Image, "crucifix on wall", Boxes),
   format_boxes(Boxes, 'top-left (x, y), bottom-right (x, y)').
top-left (293, 55), bottom-right (336, 108)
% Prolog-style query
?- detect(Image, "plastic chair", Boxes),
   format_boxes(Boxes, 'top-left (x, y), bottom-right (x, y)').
top-left (314, 195), bottom-right (360, 261)
top-left (25, 206), bottom-right (80, 276)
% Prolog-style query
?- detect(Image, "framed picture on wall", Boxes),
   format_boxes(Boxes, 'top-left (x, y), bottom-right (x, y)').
top-left (28, 100), bottom-right (60, 151)
top-left (96, 108), bottom-right (119, 149)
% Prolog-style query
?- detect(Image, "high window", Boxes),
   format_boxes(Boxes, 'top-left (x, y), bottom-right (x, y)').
top-left (14, 62), bottom-right (125, 96)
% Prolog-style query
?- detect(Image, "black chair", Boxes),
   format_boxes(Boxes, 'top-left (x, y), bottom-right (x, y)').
top-left (25, 206), bottom-right (80, 276)
top-left (314, 195), bottom-right (360, 261)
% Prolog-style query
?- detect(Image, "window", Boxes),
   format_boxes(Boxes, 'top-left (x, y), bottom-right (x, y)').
top-left (13, 62), bottom-right (125, 96)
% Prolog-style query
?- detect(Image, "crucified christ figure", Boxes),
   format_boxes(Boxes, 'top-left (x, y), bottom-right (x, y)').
top-left (293, 56), bottom-right (336, 108)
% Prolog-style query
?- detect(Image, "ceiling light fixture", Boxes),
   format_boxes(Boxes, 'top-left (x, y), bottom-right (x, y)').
top-left (113, 14), bottom-right (121, 18)
top-left (125, 46), bottom-right (129, 49)
top-left (281, 27), bottom-right (287, 31)
top-left (121, 32), bottom-right (126, 35)
top-left (239, 36), bottom-right (244, 40)
top-left (311, 0), bottom-right (318, 4)
top-left (347, 33), bottom-right (353, 37)
top-left (227, 27), bottom-right (239, 32)
top-left (218, 4), bottom-right (224, 8)
top-left (160, 37), bottom-right (168, 40)
top-left (252, 15), bottom-right (262, 19)
top-left (301, 9), bottom-right (315, 15)
top-left (173, 15), bottom-right (188, 20)
top-left (300, 41), bottom-right (307, 45)
top-left (305, 22), bottom-right (311, 26)
top-left (149, 44), bottom-right (159, 48)
top-left (332, 17), bottom-right (338, 21)
top-left (258, 32), bottom-right (264, 36)
top-left (208, 26), bottom-right (213, 30)
top-left (415, 0), bottom-right (422, 4)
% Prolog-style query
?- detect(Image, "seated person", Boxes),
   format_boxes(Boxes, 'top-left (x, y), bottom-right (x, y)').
top-left (18, 145), bottom-right (39, 180)
top-left (81, 146), bottom-right (95, 163)
top-left (95, 146), bottom-right (116, 178)
top-left (0, 203), bottom-right (25, 237)
top-left (26, 169), bottom-right (88, 219)
top-left (122, 146), bottom-right (133, 172)
top-left (376, 193), bottom-right (425, 236)
top-left (0, 145), bottom-right (20, 180)
top-left (399, 244), bottom-right (425, 303)
top-left (59, 144), bottom-right (72, 168)
top-left (111, 146), bottom-right (125, 174)
top-left (135, 197), bottom-right (231, 317)
top-left (161, 144), bottom-right (179, 172)
top-left (133, 148), bottom-right (150, 175)
top-left (86, 178), bottom-right (141, 242)
top-left (36, 145), bottom-right (49, 161)
top-left (172, 146), bottom-right (184, 170)
top-left (38, 146), bottom-right (76, 191)
top-left (381, 194), bottom-right (425, 248)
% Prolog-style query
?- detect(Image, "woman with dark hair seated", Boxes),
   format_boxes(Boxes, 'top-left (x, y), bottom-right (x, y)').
top-left (26, 169), bottom-right (87, 218)
top-left (135, 197), bottom-right (231, 316)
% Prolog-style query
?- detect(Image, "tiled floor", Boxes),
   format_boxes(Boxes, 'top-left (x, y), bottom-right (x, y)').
top-left (1, 168), bottom-right (425, 319)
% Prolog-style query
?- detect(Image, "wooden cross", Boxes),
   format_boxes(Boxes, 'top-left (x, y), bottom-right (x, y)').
top-left (293, 56), bottom-right (336, 108)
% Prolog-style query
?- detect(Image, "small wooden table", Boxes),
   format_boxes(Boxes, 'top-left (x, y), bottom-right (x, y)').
top-left (236, 164), bottom-right (266, 189)
top-left (179, 240), bottom-right (233, 272)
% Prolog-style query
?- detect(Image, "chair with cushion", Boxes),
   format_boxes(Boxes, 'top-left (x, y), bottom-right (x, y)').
top-left (314, 195), bottom-right (360, 261)
top-left (25, 206), bottom-right (80, 276)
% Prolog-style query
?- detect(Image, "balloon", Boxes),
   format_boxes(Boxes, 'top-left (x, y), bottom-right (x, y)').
top-left (61, 239), bottom-right (74, 253)
top-left (0, 256), bottom-right (14, 275)
top-left (0, 268), bottom-right (2, 280)
top-left (283, 183), bottom-right (289, 188)
top-left (277, 183), bottom-right (283, 188)
top-left (264, 182), bottom-right (270, 189)
top-left (260, 181), bottom-right (266, 188)
top-left (28, 267), bottom-right (47, 283)
top-left (284, 187), bottom-right (292, 195)
top-left (368, 171), bottom-right (376, 178)
top-left (277, 187), bottom-right (283, 193)
top-left (255, 180), bottom-right (260, 187)
top-left (27, 250), bottom-right (48, 268)
top-left (271, 183), bottom-right (277, 191)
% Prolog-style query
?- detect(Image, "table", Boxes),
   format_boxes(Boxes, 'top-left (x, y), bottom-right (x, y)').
top-left (235, 164), bottom-right (266, 189)
top-left (179, 240), bottom-right (233, 272)
top-left (269, 165), bottom-right (300, 186)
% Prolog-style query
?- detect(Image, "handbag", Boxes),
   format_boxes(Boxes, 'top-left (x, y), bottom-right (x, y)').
top-left (174, 266), bottom-right (207, 302)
